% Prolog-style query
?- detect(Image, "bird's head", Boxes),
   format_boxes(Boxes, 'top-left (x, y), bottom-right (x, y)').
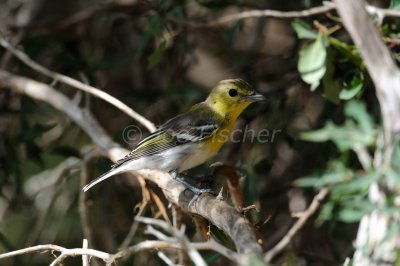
top-left (206, 78), bottom-right (265, 118)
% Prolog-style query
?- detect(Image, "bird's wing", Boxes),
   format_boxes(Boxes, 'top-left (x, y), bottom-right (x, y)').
top-left (111, 104), bottom-right (220, 169)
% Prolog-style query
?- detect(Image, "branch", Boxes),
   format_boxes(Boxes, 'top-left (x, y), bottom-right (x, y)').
top-left (0, 70), bottom-right (262, 260)
top-left (333, 0), bottom-right (400, 165)
top-left (0, 238), bottom-right (241, 266)
top-left (136, 216), bottom-right (240, 261)
top-left (0, 244), bottom-right (65, 259)
top-left (136, 217), bottom-right (208, 266)
top-left (169, 4), bottom-right (334, 29)
top-left (135, 170), bottom-right (262, 255)
top-left (171, 2), bottom-right (400, 29)
top-left (333, 0), bottom-right (400, 264)
top-left (264, 188), bottom-right (329, 262)
top-left (79, 151), bottom-right (102, 249)
top-left (0, 38), bottom-right (156, 133)
top-left (205, 4), bottom-right (334, 23)
top-left (82, 239), bottom-right (89, 266)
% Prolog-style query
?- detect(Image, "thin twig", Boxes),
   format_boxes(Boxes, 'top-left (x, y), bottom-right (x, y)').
top-left (157, 251), bottom-right (178, 266)
top-left (26, 159), bottom-right (80, 246)
top-left (206, 4), bottom-right (335, 24)
top-left (0, 38), bottom-right (156, 132)
top-left (0, 238), bottom-right (240, 265)
top-left (352, 144), bottom-right (372, 171)
top-left (15, 0), bottom-right (400, 35)
top-left (172, 205), bottom-right (191, 266)
top-left (49, 249), bottom-right (111, 266)
top-left (264, 188), bottom-right (329, 262)
top-left (136, 217), bottom-right (240, 265)
top-left (79, 151), bottom-right (101, 250)
top-left (145, 225), bottom-right (175, 242)
top-left (82, 239), bottom-right (89, 266)
top-left (113, 238), bottom-right (239, 264)
top-left (169, 4), bottom-right (334, 29)
top-left (170, 1), bottom-right (400, 29)
top-left (0, 244), bottom-right (66, 259)
top-left (134, 217), bottom-right (239, 263)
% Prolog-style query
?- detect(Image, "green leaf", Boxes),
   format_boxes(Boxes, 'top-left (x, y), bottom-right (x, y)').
top-left (292, 19), bottom-right (317, 39)
top-left (384, 168), bottom-right (400, 188)
top-left (301, 101), bottom-right (374, 151)
top-left (340, 75), bottom-right (363, 100)
top-left (148, 16), bottom-right (163, 38)
top-left (331, 172), bottom-right (380, 198)
top-left (392, 142), bottom-right (400, 170)
top-left (337, 207), bottom-right (366, 223)
top-left (295, 172), bottom-right (349, 188)
top-left (345, 101), bottom-right (373, 135)
top-left (135, 31), bottom-right (151, 59)
top-left (381, 24), bottom-right (390, 35)
top-left (390, 0), bottom-right (400, 10)
top-left (147, 40), bottom-right (166, 68)
top-left (298, 34), bottom-right (328, 90)
top-left (300, 122), bottom-right (338, 142)
top-left (317, 202), bottom-right (334, 224)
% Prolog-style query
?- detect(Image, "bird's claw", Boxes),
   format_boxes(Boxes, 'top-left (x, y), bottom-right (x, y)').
top-left (169, 171), bottom-right (215, 207)
top-left (187, 187), bottom-right (215, 208)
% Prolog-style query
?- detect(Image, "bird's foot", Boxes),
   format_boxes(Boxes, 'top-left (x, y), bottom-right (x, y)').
top-left (187, 186), bottom-right (215, 207)
top-left (169, 171), bottom-right (215, 207)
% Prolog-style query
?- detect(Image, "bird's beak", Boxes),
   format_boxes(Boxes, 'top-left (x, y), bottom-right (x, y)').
top-left (245, 92), bottom-right (265, 102)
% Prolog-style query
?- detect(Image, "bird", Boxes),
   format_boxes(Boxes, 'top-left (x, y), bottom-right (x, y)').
top-left (83, 79), bottom-right (264, 203)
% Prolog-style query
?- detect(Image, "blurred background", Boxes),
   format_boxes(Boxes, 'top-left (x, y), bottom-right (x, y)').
top-left (1, 0), bottom-right (398, 265)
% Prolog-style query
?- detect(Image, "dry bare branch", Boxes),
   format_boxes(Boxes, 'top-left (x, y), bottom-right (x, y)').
top-left (0, 238), bottom-right (240, 265)
top-left (172, 205), bottom-right (191, 266)
top-left (171, 2), bottom-right (400, 29)
top-left (79, 151), bottom-right (102, 249)
top-left (82, 239), bottom-right (89, 266)
top-left (135, 216), bottom-right (240, 264)
top-left (157, 251), bottom-right (178, 266)
top-left (0, 38), bottom-right (156, 132)
top-left (169, 4), bottom-right (334, 29)
top-left (264, 188), bottom-right (329, 262)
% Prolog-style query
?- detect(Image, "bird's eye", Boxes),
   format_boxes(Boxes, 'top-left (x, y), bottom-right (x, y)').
top-left (228, 89), bottom-right (238, 97)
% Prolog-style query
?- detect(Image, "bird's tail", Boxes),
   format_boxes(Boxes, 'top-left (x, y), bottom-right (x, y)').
top-left (82, 167), bottom-right (123, 192)
top-left (83, 158), bottom-right (143, 192)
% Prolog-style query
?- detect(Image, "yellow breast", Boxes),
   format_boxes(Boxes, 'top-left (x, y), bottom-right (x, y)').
top-left (206, 118), bottom-right (237, 153)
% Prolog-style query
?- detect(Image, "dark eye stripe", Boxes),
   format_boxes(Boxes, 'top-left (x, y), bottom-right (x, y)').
top-left (229, 89), bottom-right (238, 97)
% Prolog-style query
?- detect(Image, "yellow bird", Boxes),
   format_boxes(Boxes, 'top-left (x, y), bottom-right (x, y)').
top-left (83, 79), bottom-right (264, 202)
